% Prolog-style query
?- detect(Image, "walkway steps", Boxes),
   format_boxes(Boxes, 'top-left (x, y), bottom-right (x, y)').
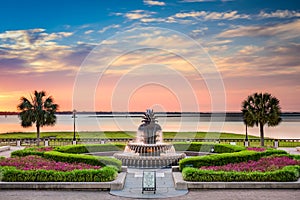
top-left (110, 169), bottom-right (188, 199)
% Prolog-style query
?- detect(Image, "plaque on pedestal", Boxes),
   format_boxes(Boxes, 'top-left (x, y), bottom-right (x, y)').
top-left (142, 171), bottom-right (156, 194)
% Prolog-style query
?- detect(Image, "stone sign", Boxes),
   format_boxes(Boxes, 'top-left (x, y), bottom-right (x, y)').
top-left (142, 171), bottom-right (156, 194)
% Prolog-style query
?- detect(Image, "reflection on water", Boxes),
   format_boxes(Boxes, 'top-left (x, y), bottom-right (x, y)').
top-left (0, 114), bottom-right (299, 139)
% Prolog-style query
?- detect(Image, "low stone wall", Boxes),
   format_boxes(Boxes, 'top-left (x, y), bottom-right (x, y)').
top-left (172, 172), bottom-right (300, 190)
top-left (0, 172), bottom-right (126, 190)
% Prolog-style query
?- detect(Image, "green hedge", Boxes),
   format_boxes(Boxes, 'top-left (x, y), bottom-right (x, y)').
top-left (43, 151), bottom-right (122, 170)
top-left (55, 144), bottom-right (126, 154)
top-left (179, 149), bottom-right (287, 170)
top-left (0, 166), bottom-right (117, 182)
top-left (10, 146), bottom-right (122, 171)
top-left (182, 165), bottom-right (300, 182)
top-left (173, 142), bottom-right (245, 153)
top-left (11, 148), bottom-right (45, 157)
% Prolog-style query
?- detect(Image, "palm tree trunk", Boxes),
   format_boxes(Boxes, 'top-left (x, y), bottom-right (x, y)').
top-left (36, 123), bottom-right (40, 146)
top-left (259, 122), bottom-right (264, 146)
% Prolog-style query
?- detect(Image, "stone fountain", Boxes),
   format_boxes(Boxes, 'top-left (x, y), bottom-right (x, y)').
top-left (114, 109), bottom-right (186, 168)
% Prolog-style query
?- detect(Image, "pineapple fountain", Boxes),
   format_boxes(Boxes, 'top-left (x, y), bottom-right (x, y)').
top-left (114, 109), bottom-right (186, 168)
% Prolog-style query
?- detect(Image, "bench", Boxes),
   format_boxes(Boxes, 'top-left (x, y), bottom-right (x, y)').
top-left (0, 146), bottom-right (10, 152)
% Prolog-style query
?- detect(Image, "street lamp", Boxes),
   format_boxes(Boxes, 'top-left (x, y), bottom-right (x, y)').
top-left (72, 109), bottom-right (77, 145)
top-left (244, 123), bottom-right (249, 147)
top-left (245, 124), bottom-right (248, 141)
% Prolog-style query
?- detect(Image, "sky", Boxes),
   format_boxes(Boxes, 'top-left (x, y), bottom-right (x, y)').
top-left (0, 0), bottom-right (299, 112)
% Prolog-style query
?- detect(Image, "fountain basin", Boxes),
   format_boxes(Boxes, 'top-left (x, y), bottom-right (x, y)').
top-left (113, 152), bottom-right (186, 168)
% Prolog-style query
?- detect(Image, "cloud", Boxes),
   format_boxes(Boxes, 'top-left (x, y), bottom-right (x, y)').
top-left (182, 0), bottom-right (234, 2)
top-left (144, 0), bottom-right (165, 6)
top-left (206, 39), bottom-right (232, 45)
top-left (84, 30), bottom-right (94, 34)
top-left (204, 45), bottom-right (228, 52)
top-left (140, 18), bottom-right (166, 23)
top-left (213, 42), bottom-right (300, 78)
top-left (124, 10), bottom-right (156, 20)
top-left (238, 45), bottom-right (263, 55)
top-left (190, 27), bottom-right (208, 37)
top-left (98, 24), bottom-right (120, 33)
top-left (0, 29), bottom-right (73, 50)
top-left (174, 10), bottom-right (250, 20)
top-left (101, 40), bottom-right (118, 45)
top-left (121, 9), bottom-right (248, 25)
top-left (0, 58), bottom-right (28, 73)
top-left (259, 10), bottom-right (300, 18)
top-left (0, 28), bottom-right (76, 74)
top-left (217, 19), bottom-right (300, 39)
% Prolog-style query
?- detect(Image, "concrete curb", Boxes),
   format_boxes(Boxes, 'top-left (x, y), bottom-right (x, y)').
top-left (173, 172), bottom-right (300, 189)
top-left (0, 172), bottom-right (126, 191)
top-left (0, 146), bottom-right (10, 152)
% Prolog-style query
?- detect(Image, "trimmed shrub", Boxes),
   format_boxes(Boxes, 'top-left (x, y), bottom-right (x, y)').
top-left (11, 148), bottom-right (45, 157)
top-left (289, 154), bottom-right (300, 160)
top-left (179, 149), bottom-right (288, 170)
top-left (213, 144), bottom-right (245, 153)
top-left (55, 144), bottom-right (126, 154)
top-left (11, 147), bottom-right (54, 158)
top-left (1, 166), bottom-right (117, 182)
top-left (173, 142), bottom-right (245, 153)
top-left (43, 151), bottom-right (122, 170)
top-left (182, 165), bottom-right (300, 182)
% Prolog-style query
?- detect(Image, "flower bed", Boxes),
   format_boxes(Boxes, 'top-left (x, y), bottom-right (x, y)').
top-left (0, 155), bottom-right (118, 182)
top-left (200, 156), bottom-right (300, 172)
top-left (0, 155), bottom-right (100, 171)
top-left (0, 166), bottom-right (117, 182)
top-left (36, 147), bottom-right (54, 152)
top-left (246, 147), bottom-right (266, 152)
top-left (182, 154), bottom-right (300, 182)
top-left (11, 148), bottom-right (122, 171)
top-left (179, 149), bottom-right (287, 170)
top-left (182, 165), bottom-right (300, 182)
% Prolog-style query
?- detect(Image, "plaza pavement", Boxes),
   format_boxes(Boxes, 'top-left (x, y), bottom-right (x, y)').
top-left (0, 189), bottom-right (299, 200)
top-left (0, 146), bottom-right (299, 199)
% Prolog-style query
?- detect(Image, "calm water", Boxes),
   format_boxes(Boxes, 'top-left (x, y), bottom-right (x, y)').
top-left (0, 114), bottom-right (299, 139)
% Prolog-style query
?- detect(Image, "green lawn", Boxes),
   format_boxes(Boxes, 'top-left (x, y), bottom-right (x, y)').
top-left (0, 131), bottom-right (299, 147)
top-left (163, 132), bottom-right (259, 139)
top-left (0, 131), bottom-right (257, 139)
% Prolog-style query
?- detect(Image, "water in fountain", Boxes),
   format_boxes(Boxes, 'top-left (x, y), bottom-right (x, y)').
top-left (114, 109), bottom-right (186, 168)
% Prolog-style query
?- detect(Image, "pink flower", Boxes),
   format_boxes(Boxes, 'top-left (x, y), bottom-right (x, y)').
top-left (247, 147), bottom-right (266, 152)
top-left (200, 156), bottom-right (300, 172)
top-left (0, 155), bottom-right (101, 171)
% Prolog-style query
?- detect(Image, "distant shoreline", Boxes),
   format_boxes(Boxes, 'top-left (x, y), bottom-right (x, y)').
top-left (1, 111), bottom-right (300, 115)
top-left (1, 112), bottom-right (300, 122)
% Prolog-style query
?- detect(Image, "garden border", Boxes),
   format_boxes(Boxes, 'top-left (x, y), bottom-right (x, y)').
top-left (1, 172), bottom-right (299, 190)
top-left (0, 172), bottom-right (126, 190)
top-left (173, 172), bottom-right (300, 189)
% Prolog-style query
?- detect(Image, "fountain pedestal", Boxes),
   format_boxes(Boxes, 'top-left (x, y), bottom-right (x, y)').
top-left (114, 109), bottom-right (186, 168)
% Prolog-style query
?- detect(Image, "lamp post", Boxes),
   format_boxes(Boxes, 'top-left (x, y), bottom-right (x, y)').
top-left (72, 109), bottom-right (77, 145)
top-left (245, 124), bottom-right (248, 141)
top-left (244, 124), bottom-right (249, 147)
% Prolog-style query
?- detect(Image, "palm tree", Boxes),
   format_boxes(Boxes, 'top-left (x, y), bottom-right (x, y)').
top-left (17, 90), bottom-right (58, 146)
top-left (241, 92), bottom-right (282, 146)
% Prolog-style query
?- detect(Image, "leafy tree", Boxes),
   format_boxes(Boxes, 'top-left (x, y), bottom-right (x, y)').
top-left (242, 92), bottom-right (282, 146)
top-left (17, 91), bottom-right (58, 146)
